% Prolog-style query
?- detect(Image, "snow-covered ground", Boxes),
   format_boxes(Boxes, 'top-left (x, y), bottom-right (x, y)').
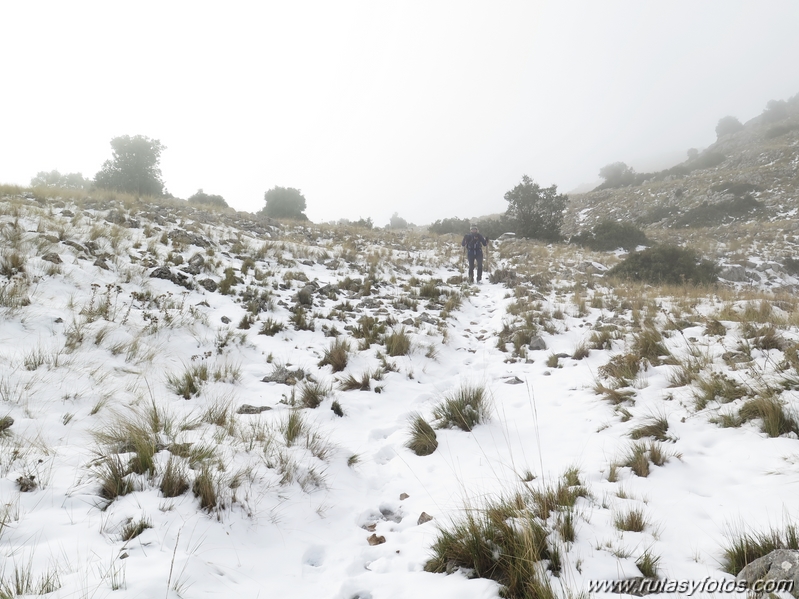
top-left (1, 193), bottom-right (799, 598)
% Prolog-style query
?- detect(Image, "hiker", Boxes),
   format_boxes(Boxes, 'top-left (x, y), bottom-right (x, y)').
top-left (461, 224), bottom-right (488, 283)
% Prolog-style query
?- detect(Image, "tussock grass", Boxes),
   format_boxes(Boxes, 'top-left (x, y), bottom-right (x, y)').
top-left (636, 549), bottom-right (661, 578)
top-left (613, 507), bottom-right (649, 532)
top-left (693, 372), bottom-right (747, 410)
top-left (425, 492), bottom-right (556, 599)
top-left (629, 415), bottom-right (671, 442)
top-left (318, 338), bottom-right (350, 372)
top-left (594, 383), bottom-right (635, 405)
top-left (406, 414), bottom-right (438, 456)
top-left (120, 516), bottom-right (152, 541)
top-left (160, 456), bottom-right (190, 497)
top-left (598, 353), bottom-right (641, 384)
top-left (299, 381), bottom-right (330, 409)
top-left (192, 465), bottom-right (219, 511)
top-left (738, 392), bottom-right (799, 437)
top-left (337, 371), bottom-right (371, 391)
top-left (530, 478), bottom-right (589, 520)
top-left (166, 362), bottom-right (209, 399)
top-left (384, 327), bottom-right (412, 357)
top-left (632, 327), bottom-right (670, 364)
top-left (432, 384), bottom-right (491, 431)
top-left (619, 441), bottom-right (676, 477)
top-left (722, 522), bottom-right (799, 575)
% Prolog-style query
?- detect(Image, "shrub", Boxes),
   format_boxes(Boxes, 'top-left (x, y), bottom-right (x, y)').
top-left (406, 414), bottom-right (438, 456)
top-left (503, 175), bottom-right (567, 242)
top-left (433, 384), bottom-right (491, 431)
top-left (673, 196), bottom-right (762, 228)
top-left (607, 245), bottom-right (719, 286)
top-left (187, 189), bottom-right (228, 208)
top-left (571, 221), bottom-right (649, 251)
top-left (715, 115), bottom-right (744, 139)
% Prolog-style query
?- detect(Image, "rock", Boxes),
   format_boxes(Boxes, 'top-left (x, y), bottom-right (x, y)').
top-left (220, 316), bottom-right (231, 324)
top-left (106, 209), bottom-right (127, 225)
top-left (418, 312), bottom-right (437, 325)
top-left (417, 512), bottom-right (433, 525)
top-left (0, 415), bottom-right (13, 431)
top-left (721, 265), bottom-right (750, 282)
top-left (198, 278), bottom-right (217, 292)
top-left (504, 376), bottom-right (524, 385)
top-left (262, 365), bottom-right (305, 385)
top-left (737, 549), bottom-right (799, 598)
top-left (42, 252), bottom-right (62, 264)
top-left (167, 230), bottom-right (212, 248)
top-left (149, 266), bottom-right (192, 289)
top-left (399, 493), bottom-right (409, 500)
top-left (236, 404), bottom-right (272, 414)
top-left (61, 209), bottom-right (74, 217)
top-left (529, 336), bottom-right (547, 351)
top-left (367, 534), bottom-right (386, 546)
top-left (94, 257), bottom-right (110, 270)
top-left (188, 253), bottom-right (205, 268)
top-left (61, 240), bottom-right (86, 253)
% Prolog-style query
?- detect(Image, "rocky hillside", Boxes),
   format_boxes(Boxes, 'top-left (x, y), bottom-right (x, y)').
top-left (564, 94), bottom-right (799, 239)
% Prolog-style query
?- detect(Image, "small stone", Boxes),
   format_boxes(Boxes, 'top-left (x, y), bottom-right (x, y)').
top-left (16, 475), bottom-right (36, 492)
top-left (236, 404), bottom-right (272, 415)
top-left (221, 316), bottom-right (231, 324)
top-left (364, 523), bottom-right (377, 532)
top-left (42, 252), bottom-right (62, 264)
top-left (417, 512), bottom-right (433, 525)
top-left (0, 416), bottom-right (13, 431)
top-left (399, 493), bottom-right (409, 500)
top-left (367, 534), bottom-right (386, 546)
top-left (504, 376), bottom-right (524, 385)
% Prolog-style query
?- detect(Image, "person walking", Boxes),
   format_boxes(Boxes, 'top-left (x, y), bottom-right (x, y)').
top-left (461, 224), bottom-right (488, 283)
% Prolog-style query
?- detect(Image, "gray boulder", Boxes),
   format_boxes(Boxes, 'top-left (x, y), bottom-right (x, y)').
top-left (737, 549), bottom-right (799, 597)
top-left (721, 265), bottom-right (750, 282)
top-left (529, 336), bottom-right (547, 351)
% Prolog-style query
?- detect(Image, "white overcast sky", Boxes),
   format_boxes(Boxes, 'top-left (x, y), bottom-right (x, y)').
top-left (2, 1), bottom-right (799, 225)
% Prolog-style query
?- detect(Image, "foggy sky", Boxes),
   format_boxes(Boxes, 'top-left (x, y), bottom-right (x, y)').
top-left (2, 1), bottom-right (799, 225)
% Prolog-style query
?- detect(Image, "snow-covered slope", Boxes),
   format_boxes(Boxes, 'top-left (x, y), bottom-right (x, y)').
top-left (1, 191), bottom-right (798, 598)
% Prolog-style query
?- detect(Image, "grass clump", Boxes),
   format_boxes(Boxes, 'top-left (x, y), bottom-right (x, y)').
top-left (629, 415), bottom-right (671, 442)
top-left (693, 372), bottom-right (747, 410)
top-left (299, 381), bottom-right (330, 409)
top-left (432, 384), bottom-right (491, 431)
top-left (337, 371), bottom-right (371, 392)
top-left (384, 327), bottom-right (411, 357)
top-left (406, 414), bottom-right (438, 456)
top-left (631, 327), bottom-right (670, 364)
top-left (318, 338), bottom-right (350, 372)
top-left (166, 362), bottom-right (209, 399)
top-left (722, 522), bottom-right (799, 575)
top-left (120, 516), bottom-right (153, 541)
top-left (636, 550), bottom-right (661, 578)
top-left (160, 456), bottom-right (190, 497)
top-left (424, 493), bottom-right (556, 599)
top-left (738, 392), bottom-right (799, 437)
top-left (613, 508), bottom-right (649, 532)
top-left (619, 441), bottom-right (675, 477)
top-left (598, 353), bottom-right (641, 384)
top-left (258, 317), bottom-right (285, 336)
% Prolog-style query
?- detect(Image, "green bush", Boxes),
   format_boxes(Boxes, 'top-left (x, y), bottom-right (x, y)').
top-left (187, 189), bottom-right (228, 208)
top-left (673, 196), bottom-right (763, 228)
top-left (571, 221), bottom-right (649, 251)
top-left (607, 245), bottom-right (719, 285)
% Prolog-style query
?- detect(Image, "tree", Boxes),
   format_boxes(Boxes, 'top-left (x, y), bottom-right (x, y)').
top-left (259, 186), bottom-right (308, 220)
top-left (597, 162), bottom-right (637, 189)
top-left (715, 116), bottom-right (743, 139)
top-left (188, 189), bottom-right (228, 209)
top-left (94, 135), bottom-right (166, 196)
top-left (388, 212), bottom-right (409, 229)
top-left (30, 170), bottom-right (91, 189)
top-left (503, 175), bottom-right (567, 242)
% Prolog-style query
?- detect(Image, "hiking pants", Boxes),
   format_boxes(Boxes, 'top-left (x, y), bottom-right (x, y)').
top-left (468, 253), bottom-right (483, 281)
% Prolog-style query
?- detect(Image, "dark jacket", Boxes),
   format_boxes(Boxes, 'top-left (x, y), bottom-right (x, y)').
top-left (461, 232), bottom-right (488, 257)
